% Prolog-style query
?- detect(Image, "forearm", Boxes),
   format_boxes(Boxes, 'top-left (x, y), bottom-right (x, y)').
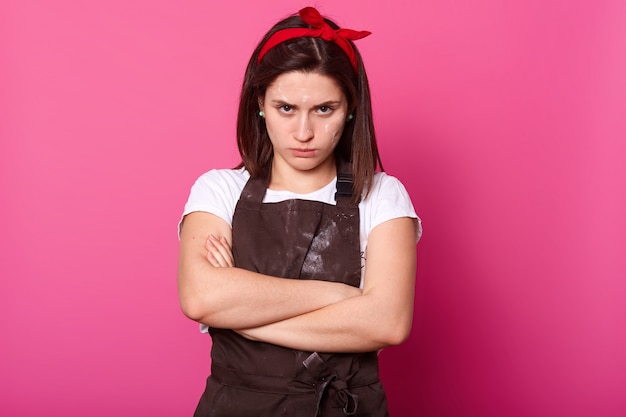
top-left (179, 259), bottom-right (361, 330)
top-left (237, 291), bottom-right (413, 353)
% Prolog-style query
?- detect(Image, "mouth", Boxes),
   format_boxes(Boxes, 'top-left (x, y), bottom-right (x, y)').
top-left (290, 148), bottom-right (317, 157)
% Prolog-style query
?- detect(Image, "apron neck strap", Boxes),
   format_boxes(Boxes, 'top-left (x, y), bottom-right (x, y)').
top-left (335, 158), bottom-right (359, 208)
top-left (240, 158), bottom-right (359, 207)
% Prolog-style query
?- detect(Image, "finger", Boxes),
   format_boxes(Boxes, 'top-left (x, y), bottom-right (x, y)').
top-left (209, 235), bottom-right (234, 267)
top-left (206, 236), bottom-right (229, 267)
top-left (219, 236), bottom-right (235, 267)
top-left (205, 249), bottom-right (222, 268)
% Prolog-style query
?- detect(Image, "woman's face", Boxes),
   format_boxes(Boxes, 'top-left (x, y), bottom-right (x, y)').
top-left (261, 71), bottom-right (348, 181)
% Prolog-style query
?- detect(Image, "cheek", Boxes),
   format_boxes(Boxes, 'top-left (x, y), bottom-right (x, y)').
top-left (324, 120), bottom-right (346, 147)
top-left (264, 118), bottom-right (282, 144)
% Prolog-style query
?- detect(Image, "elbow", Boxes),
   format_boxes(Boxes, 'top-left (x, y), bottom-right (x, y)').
top-left (179, 299), bottom-right (223, 327)
top-left (378, 317), bottom-right (413, 347)
top-left (179, 296), bottom-right (207, 322)
top-left (390, 325), bottom-right (412, 346)
top-left (178, 290), bottom-right (219, 325)
top-left (178, 269), bottom-right (220, 324)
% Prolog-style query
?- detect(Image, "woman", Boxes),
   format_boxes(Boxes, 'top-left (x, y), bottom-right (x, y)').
top-left (178, 7), bottom-right (422, 416)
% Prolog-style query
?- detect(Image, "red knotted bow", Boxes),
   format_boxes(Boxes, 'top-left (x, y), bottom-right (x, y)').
top-left (257, 7), bottom-right (371, 72)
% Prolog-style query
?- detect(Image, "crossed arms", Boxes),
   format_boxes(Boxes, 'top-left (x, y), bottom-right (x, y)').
top-left (178, 211), bottom-right (417, 353)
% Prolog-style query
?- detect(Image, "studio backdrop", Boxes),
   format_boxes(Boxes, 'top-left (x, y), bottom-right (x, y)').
top-left (1, 1), bottom-right (625, 416)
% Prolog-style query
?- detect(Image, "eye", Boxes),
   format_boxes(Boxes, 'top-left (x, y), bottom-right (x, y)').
top-left (278, 104), bottom-right (293, 113)
top-left (318, 105), bottom-right (333, 114)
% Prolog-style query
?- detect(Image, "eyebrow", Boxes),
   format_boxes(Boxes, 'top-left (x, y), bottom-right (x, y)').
top-left (269, 99), bottom-right (343, 108)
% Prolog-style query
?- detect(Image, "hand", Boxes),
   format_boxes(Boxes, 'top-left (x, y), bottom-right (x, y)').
top-left (205, 234), bottom-right (234, 268)
top-left (234, 328), bottom-right (260, 341)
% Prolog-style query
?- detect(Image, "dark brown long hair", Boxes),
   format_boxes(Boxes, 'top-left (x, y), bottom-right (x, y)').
top-left (236, 12), bottom-right (383, 201)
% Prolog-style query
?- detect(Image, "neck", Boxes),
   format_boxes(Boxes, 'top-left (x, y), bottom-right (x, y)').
top-left (269, 156), bottom-right (336, 194)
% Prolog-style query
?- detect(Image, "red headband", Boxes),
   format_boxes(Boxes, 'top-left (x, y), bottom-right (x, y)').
top-left (257, 7), bottom-right (371, 72)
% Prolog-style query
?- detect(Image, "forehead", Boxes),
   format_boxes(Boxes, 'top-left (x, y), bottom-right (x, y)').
top-left (265, 71), bottom-right (345, 102)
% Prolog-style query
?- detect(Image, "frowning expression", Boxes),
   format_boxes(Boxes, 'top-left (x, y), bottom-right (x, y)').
top-left (261, 71), bottom-right (349, 177)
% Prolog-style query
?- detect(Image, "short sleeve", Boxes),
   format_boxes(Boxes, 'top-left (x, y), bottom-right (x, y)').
top-left (178, 168), bottom-right (248, 237)
top-left (365, 173), bottom-right (422, 242)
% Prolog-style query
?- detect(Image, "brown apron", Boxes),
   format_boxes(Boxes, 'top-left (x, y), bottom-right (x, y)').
top-left (194, 161), bottom-right (389, 417)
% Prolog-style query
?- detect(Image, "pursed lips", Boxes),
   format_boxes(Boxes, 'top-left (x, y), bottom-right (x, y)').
top-left (290, 148), bottom-right (316, 156)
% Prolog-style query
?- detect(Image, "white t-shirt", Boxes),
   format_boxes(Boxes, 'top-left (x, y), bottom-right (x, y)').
top-left (181, 168), bottom-right (421, 333)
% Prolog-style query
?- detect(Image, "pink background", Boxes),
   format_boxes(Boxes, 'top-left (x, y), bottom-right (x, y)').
top-left (1, 1), bottom-right (625, 416)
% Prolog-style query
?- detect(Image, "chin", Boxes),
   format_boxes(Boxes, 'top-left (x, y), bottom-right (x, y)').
top-left (289, 159), bottom-right (324, 172)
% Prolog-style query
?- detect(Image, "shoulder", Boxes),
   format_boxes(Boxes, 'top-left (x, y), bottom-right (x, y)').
top-left (366, 172), bottom-right (413, 204)
top-left (361, 172), bottom-right (422, 242)
top-left (182, 167), bottom-right (249, 227)
top-left (193, 167), bottom-right (249, 191)
top-left (188, 168), bottom-right (249, 202)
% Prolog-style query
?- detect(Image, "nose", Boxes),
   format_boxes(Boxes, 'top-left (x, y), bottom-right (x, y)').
top-left (294, 114), bottom-right (314, 142)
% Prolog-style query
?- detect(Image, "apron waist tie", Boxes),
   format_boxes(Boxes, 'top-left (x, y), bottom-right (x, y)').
top-left (303, 352), bottom-right (359, 416)
top-left (211, 352), bottom-right (379, 416)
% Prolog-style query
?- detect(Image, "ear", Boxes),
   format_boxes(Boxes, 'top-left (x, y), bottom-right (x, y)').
top-left (258, 98), bottom-right (264, 112)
